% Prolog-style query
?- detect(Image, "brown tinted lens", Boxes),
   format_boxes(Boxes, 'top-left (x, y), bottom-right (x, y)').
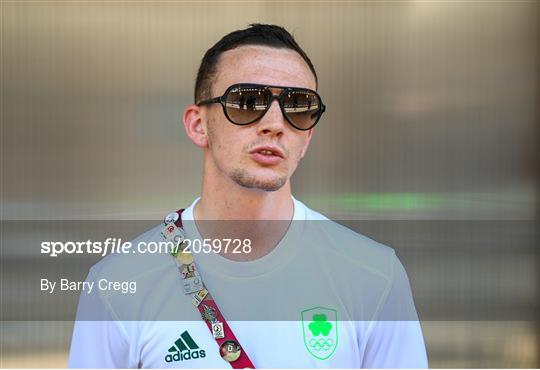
top-left (224, 86), bottom-right (269, 124)
top-left (281, 90), bottom-right (321, 129)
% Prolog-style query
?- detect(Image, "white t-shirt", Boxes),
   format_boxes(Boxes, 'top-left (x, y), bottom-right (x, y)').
top-left (68, 196), bottom-right (428, 368)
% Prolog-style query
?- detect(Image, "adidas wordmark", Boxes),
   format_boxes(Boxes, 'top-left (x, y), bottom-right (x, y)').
top-left (165, 331), bottom-right (206, 363)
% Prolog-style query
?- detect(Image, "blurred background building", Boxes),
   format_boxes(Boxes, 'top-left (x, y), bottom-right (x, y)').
top-left (1, 1), bottom-right (538, 368)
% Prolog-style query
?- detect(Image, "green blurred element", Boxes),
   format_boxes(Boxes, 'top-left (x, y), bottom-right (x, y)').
top-left (305, 193), bottom-right (447, 212)
top-left (341, 193), bottom-right (446, 211)
top-left (302, 192), bottom-right (530, 213)
top-left (92, 191), bottom-right (529, 218)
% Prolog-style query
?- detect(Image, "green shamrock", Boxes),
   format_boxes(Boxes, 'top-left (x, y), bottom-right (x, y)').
top-left (308, 313), bottom-right (332, 336)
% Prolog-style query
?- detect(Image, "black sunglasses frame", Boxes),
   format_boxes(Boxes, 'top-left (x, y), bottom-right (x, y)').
top-left (196, 83), bottom-right (326, 131)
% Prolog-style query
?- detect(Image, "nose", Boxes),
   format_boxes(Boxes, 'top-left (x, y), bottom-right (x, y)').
top-left (256, 98), bottom-right (286, 137)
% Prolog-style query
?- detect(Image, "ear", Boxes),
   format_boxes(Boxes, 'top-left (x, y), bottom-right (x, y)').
top-left (299, 129), bottom-right (314, 159)
top-left (183, 104), bottom-right (208, 148)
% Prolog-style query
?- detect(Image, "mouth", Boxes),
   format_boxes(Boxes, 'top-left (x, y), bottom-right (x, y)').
top-left (250, 146), bottom-right (284, 158)
top-left (249, 146), bottom-right (285, 165)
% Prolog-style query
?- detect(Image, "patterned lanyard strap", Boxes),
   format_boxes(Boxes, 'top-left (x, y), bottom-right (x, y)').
top-left (160, 209), bottom-right (255, 369)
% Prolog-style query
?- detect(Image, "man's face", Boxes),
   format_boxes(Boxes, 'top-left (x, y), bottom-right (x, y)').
top-left (200, 45), bottom-right (316, 192)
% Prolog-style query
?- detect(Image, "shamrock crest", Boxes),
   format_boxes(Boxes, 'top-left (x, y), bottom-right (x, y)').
top-left (308, 313), bottom-right (332, 336)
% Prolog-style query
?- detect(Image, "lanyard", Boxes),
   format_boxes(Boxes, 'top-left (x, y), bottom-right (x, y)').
top-left (160, 209), bottom-right (255, 369)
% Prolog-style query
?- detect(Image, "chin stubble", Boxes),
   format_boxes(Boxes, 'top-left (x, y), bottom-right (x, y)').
top-left (230, 168), bottom-right (287, 192)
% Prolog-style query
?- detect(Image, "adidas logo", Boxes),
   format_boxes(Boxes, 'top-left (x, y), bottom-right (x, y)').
top-left (165, 331), bottom-right (206, 363)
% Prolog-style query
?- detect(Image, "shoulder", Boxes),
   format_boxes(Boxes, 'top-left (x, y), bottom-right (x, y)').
top-left (88, 223), bottom-right (172, 285)
top-left (295, 197), bottom-right (397, 281)
top-left (293, 197), bottom-right (330, 220)
top-left (294, 198), bottom-right (416, 321)
top-left (318, 220), bottom-right (396, 281)
top-left (79, 220), bottom-right (202, 322)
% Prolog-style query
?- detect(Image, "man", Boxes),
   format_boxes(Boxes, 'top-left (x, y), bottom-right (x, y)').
top-left (69, 24), bottom-right (428, 368)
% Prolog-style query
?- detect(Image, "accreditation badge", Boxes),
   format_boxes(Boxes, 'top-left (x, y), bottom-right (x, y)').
top-left (201, 304), bottom-right (218, 323)
top-left (161, 223), bottom-right (185, 246)
top-left (177, 250), bottom-right (194, 265)
top-left (191, 288), bottom-right (208, 306)
top-left (212, 322), bottom-right (225, 339)
top-left (180, 262), bottom-right (198, 279)
top-left (163, 212), bottom-right (179, 225)
top-left (220, 340), bottom-right (241, 362)
top-left (182, 276), bottom-right (203, 294)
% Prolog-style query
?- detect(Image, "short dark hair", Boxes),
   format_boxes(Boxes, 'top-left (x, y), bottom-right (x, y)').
top-left (194, 23), bottom-right (318, 103)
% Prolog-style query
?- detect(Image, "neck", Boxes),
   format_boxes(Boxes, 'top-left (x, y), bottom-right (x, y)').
top-left (192, 163), bottom-right (295, 261)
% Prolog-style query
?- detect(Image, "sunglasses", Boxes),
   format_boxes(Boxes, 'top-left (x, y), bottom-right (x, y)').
top-left (196, 83), bottom-right (326, 131)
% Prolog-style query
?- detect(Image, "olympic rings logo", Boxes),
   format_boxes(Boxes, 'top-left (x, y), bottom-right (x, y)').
top-left (309, 338), bottom-right (334, 351)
